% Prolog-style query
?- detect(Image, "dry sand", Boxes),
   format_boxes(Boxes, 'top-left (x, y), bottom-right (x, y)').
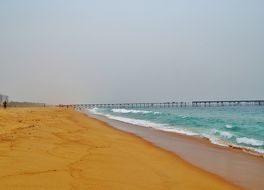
top-left (0, 108), bottom-right (241, 190)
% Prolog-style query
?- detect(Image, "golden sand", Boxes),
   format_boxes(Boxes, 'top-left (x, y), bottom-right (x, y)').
top-left (0, 108), bottom-right (241, 190)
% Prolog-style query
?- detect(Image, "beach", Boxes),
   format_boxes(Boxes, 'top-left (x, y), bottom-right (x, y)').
top-left (0, 107), bottom-right (241, 190)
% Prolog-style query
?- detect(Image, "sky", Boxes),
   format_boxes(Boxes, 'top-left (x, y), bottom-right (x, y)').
top-left (0, 0), bottom-right (264, 104)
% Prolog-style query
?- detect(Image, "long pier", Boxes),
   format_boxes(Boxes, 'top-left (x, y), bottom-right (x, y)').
top-left (192, 100), bottom-right (264, 107)
top-left (69, 102), bottom-right (190, 109)
top-left (67, 100), bottom-right (264, 109)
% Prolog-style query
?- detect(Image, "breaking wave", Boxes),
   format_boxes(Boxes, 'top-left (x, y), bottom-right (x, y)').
top-left (236, 137), bottom-right (264, 146)
top-left (112, 108), bottom-right (160, 114)
top-left (225, 124), bottom-right (233, 129)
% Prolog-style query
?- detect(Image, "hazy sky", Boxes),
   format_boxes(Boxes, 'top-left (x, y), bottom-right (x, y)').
top-left (1, 0), bottom-right (264, 104)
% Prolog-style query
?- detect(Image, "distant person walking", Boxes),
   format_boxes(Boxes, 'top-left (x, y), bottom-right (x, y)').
top-left (3, 101), bottom-right (7, 109)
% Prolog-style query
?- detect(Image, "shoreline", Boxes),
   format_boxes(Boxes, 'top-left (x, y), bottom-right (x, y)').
top-left (88, 108), bottom-right (264, 157)
top-left (87, 111), bottom-right (264, 190)
top-left (0, 107), bottom-right (241, 189)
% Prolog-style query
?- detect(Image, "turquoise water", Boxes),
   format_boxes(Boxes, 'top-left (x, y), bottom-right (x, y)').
top-left (89, 106), bottom-right (264, 154)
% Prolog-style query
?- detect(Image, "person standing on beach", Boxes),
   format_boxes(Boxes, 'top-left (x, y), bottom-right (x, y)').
top-left (3, 101), bottom-right (7, 109)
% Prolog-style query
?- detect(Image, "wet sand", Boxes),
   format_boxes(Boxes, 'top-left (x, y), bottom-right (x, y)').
top-left (89, 112), bottom-right (264, 190)
top-left (0, 108), bottom-right (241, 190)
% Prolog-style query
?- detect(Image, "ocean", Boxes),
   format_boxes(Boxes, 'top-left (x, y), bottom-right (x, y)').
top-left (89, 105), bottom-right (264, 154)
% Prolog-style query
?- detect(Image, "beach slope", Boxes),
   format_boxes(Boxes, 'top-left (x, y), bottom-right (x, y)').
top-left (0, 108), bottom-right (240, 190)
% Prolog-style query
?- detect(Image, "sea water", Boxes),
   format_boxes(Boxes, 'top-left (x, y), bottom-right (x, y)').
top-left (89, 106), bottom-right (264, 154)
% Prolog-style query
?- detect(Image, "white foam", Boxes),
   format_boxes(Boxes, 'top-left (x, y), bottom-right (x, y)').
top-left (105, 115), bottom-right (167, 127)
top-left (211, 129), bottom-right (218, 134)
top-left (158, 127), bottom-right (198, 136)
top-left (89, 107), bottom-right (102, 115)
top-left (225, 124), bottom-right (233, 129)
top-left (99, 114), bottom-right (198, 136)
top-left (236, 137), bottom-right (264, 146)
top-left (112, 108), bottom-right (160, 114)
top-left (220, 131), bottom-right (233, 139)
top-left (255, 148), bottom-right (264, 154)
top-left (211, 129), bottom-right (233, 139)
top-left (178, 115), bottom-right (189, 119)
top-left (88, 108), bottom-right (159, 128)
top-left (202, 133), bottom-right (227, 146)
top-left (202, 133), bottom-right (264, 153)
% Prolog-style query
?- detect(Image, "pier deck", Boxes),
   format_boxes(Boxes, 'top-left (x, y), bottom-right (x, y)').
top-left (67, 100), bottom-right (264, 109)
top-left (192, 100), bottom-right (264, 107)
